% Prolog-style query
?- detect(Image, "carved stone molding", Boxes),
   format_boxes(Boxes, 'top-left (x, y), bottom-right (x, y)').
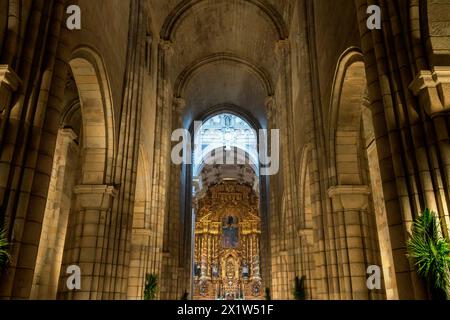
top-left (173, 96), bottom-right (186, 125)
top-left (58, 128), bottom-right (78, 143)
top-left (410, 67), bottom-right (450, 116)
top-left (74, 184), bottom-right (118, 210)
top-left (265, 95), bottom-right (276, 120)
top-left (328, 185), bottom-right (371, 211)
top-left (274, 39), bottom-right (290, 55)
top-left (131, 228), bottom-right (152, 245)
top-left (0, 65), bottom-right (21, 113)
top-left (297, 228), bottom-right (314, 246)
top-left (132, 228), bottom-right (152, 237)
top-left (159, 39), bottom-right (174, 55)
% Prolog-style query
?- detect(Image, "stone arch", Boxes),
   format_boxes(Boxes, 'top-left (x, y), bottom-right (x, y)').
top-left (31, 47), bottom-right (116, 300)
top-left (328, 48), bottom-right (367, 185)
top-left (327, 48), bottom-right (398, 299)
top-left (187, 110), bottom-right (268, 299)
top-left (174, 53), bottom-right (274, 98)
top-left (30, 127), bottom-right (80, 300)
top-left (69, 47), bottom-right (115, 184)
top-left (191, 103), bottom-right (264, 132)
top-left (160, 0), bottom-right (288, 41)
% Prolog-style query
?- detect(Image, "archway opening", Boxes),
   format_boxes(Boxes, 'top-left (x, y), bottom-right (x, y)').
top-left (190, 113), bottom-right (265, 300)
top-left (328, 50), bottom-right (398, 300)
top-left (30, 50), bottom-right (115, 300)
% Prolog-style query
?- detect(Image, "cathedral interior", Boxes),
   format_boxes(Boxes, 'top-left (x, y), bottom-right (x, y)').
top-left (0, 0), bottom-right (450, 301)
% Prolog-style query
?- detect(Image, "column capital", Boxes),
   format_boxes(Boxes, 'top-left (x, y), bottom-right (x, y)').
top-left (0, 65), bottom-right (21, 91)
top-left (0, 65), bottom-right (21, 113)
top-left (159, 39), bottom-right (174, 53)
top-left (274, 39), bottom-right (290, 59)
top-left (173, 96), bottom-right (186, 114)
top-left (410, 70), bottom-right (436, 93)
top-left (278, 250), bottom-right (288, 257)
top-left (74, 184), bottom-right (118, 210)
top-left (328, 185), bottom-right (371, 210)
top-left (58, 128), bottom-right (78, 142)
top-left (410, 67), bottom-right (450, 116)
top-left (132, 228), bottom-right (152, 236)
top-left (173, 97), bottom-right (186, 126)
top-left (275, 39), bottom-right (290, 51)
top-left (297, 227), bottom-right (314, 246)
top-left (265, 95), bottom-right (276, 119)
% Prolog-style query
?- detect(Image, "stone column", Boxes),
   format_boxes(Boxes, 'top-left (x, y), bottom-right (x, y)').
top-left (154, 40), bottom-right (177, 299)
top-left (328, 185), bottom-right (373, 300)
top-left (298, 227), bottom-right (315, 298)
top-left (274, 39), bottom-right (299, 300)
top-left (410, 67), bottom-right (450, 237)
top-left (0, 65), bottom-right (21, 206)
top-left (265, 95), bottom-right (282, 298)
top-left (58, 184), bottom-right (117, 300)
top-left (127, 228), bottom-right (152, 300)
top-left (31, 128), bottom-right (78, 300)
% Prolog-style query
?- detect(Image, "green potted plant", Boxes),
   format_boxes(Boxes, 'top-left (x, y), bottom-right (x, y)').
top-left (293, 276), bottom-right (307, 300)
top-left (0, 228), bottom-right (11, 274)
top-left (143, 273), bottom-right (158, 300)
top-left (407, 208), bottom-right (450, 300)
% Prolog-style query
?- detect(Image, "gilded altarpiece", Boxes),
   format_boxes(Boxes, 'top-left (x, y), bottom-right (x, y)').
top-left (193, 183), bottom-right (263, 300)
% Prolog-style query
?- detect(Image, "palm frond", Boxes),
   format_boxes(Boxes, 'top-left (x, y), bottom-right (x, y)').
top-left (144, 273), bottom-right (158, 300)
top-left (407, 209), bottom-right (450, 300)
top-left (0, 228), bottom-right (11, 270)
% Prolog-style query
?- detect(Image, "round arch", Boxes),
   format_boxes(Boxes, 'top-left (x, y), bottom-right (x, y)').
top-left (69, 47), bottom-right (115, 184)
top-left (199, 104), bottom-right (263, 131)
top-left (160, 0), bottom-right (288, 41)
top-left (194, 146), bottom-right (259, 179)
top-left (328, 48), bottom-right (367, 185)
top-left (328, 47), bottom-right (399, 300)
top-left (174, 53), bottom-right (274, 98)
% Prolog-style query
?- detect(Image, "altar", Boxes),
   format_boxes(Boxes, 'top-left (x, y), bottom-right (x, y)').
top-left (192, 182), bottom-right (263, 300)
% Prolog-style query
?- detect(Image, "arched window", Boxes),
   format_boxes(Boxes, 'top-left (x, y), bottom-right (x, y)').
top-left (193, 113), bottom-right (258, 177)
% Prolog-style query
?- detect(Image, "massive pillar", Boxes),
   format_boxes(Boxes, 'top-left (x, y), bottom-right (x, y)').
top-left (31, 128), bottom-right (78, 299)
top-left (58, 185), bottom-right (117, 299)
top-left (328, 185), bottom-right (381, 299)
top-left (0, 0), bottom-right (69, 299)
top-left (410, 68), bottom-right (450, 235)
top-left (355, 0), bottom-right (448, 299)
top-left (154, 39), bottom-right (175, 300)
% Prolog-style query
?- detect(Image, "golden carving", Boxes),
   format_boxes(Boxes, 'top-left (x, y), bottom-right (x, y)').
top-left (193, 182), bottom-right (262, 300)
